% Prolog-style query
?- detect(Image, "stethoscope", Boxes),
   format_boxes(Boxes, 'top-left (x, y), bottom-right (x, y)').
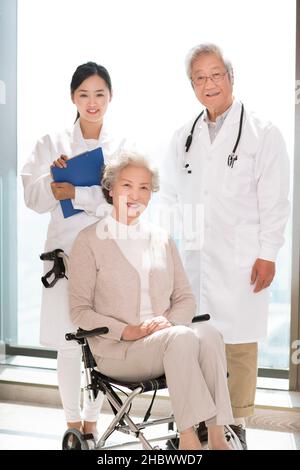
top-left (183, 102), bottom-right (244, 174)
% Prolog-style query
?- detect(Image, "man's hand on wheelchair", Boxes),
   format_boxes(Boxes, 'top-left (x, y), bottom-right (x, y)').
top-left (121, 316), bottom-right (172, 341)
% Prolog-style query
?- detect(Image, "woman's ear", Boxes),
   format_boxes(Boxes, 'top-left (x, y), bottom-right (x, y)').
top-left (71, 92), bottom-right (75, 104)
top-left (109, 189), bottom-right (113, 197)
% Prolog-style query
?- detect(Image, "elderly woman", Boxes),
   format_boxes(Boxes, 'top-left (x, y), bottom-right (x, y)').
top-left (68, 150), bottom-right (233, 450)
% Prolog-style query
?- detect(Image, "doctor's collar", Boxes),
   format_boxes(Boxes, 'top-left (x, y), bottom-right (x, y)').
top-left (203, 103), bottom-right (233, 125)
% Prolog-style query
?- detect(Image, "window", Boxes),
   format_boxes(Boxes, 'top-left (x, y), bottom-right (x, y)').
top-left (16, 0), bottom-right (296, 377)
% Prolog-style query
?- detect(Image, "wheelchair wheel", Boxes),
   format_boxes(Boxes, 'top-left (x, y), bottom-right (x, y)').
top-left (224, 425), bottom-right (244, 450)
top-left (62, 428), bottom-right (89, 450)
top-left (167, 422), bottom-right (243, 450)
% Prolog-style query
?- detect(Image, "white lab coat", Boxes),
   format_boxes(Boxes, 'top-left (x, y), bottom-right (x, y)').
top-left (21, 119), bottom-right (126, 348)
top-left (160, 100), bottom-right (290, 343)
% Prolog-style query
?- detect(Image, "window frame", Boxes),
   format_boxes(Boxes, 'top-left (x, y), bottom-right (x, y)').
top-left (0, 0), bottom-right (18, 351)
top-left (0, 0), bottom-right (299, 390)
top-left (289, 0), bottom-right (300, 392)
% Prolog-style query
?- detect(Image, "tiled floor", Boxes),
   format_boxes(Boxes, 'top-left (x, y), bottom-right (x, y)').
top-left (0, 400), bottom-right (299, 450)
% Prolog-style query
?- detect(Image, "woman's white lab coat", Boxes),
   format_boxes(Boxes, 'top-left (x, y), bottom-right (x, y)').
top-left (160, 100), bottom-right (290, 343)
top-left (21, 120), bottom-right (125, 348)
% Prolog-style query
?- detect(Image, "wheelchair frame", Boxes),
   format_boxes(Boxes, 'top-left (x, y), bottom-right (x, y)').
top-left (62, 315), bottom-right (243, 451)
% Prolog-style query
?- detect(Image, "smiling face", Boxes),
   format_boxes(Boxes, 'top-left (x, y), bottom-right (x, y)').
top-left (191, 52), bottom-right (233, 120)
top-left (71, 74), bottom-right (112, 125)
top-left (109, 165), bottom-right (152, 225)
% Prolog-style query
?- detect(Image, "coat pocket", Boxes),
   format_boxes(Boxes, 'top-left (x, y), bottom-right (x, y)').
top-left (235, 225), bottom-right (260, 267)
top-left (222, 155), bottom-right (254, 196)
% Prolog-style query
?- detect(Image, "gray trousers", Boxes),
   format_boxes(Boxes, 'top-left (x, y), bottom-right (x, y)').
top-left (95, 323), bottom-right (233, 432)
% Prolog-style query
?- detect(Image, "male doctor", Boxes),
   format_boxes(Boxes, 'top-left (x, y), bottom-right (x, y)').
top-left (160, 43), bottom-right (290, 449)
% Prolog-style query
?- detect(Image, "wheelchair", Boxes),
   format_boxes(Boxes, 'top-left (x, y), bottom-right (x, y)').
top-left (62, 315), bottom-right (243, 450)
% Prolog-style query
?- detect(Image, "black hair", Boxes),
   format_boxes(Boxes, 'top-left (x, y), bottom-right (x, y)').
top-left (70, 62), bottom-right (112, 122)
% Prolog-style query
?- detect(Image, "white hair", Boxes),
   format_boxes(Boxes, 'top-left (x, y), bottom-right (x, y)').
top-left (185, 43), bottom-right (234, 84)
top-left (101, 149), bottom-right (159, 204)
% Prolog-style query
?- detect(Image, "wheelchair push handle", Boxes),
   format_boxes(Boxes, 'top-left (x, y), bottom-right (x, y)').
top-left (65, 327), bottom-right (109, 341)
top-left (40, 248), bottom-right (68, 288)
top-left (192, 314), bottom-right (210, 323)
top-left (40, 248), bottom-right (64, 261)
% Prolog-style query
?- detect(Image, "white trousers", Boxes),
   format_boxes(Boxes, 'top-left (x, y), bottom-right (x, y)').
top-left (95, 323), bottom-right (233, 432)
top-left (57, 346), bottom-right (104, 423)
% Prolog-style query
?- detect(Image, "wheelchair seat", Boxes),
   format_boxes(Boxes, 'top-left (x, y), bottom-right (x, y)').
top-left (94, 369), bottom-right (167, 393)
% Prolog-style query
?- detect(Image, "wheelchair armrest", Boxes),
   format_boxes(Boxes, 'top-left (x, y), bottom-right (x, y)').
top-left (192, 314), bottom-right (210, 323)
top-left (65, 327), bottom-right (109, 341)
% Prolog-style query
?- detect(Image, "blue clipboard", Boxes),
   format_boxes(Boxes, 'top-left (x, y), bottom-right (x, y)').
top-left (51, 147), bottom-right (104, 218)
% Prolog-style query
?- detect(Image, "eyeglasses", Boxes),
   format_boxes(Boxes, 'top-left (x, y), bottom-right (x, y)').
top-left (192, 71), bottom-right (228, 86)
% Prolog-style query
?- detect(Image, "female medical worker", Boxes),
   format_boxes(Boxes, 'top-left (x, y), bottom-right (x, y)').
top-left (21, 62), bottom-right (125, 438)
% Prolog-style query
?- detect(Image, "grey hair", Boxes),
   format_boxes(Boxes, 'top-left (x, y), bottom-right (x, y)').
top-left (185, 43), bottom-right (234, 85)
top-left (101, 149), bottom-right (160, 204)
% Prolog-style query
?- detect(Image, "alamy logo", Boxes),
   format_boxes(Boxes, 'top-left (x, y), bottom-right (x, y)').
top-left (296, 80), bottom-right (300, 105)
top-left (291, 339), bottom-right (300, 365)
top-left (0, 80), bottom-right (6, 104)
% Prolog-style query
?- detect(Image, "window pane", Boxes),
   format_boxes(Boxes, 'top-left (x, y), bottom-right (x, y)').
top-left (258, 222), bottom-right (292, 370)
top-left (17, 0), bottom-right (295, 377)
